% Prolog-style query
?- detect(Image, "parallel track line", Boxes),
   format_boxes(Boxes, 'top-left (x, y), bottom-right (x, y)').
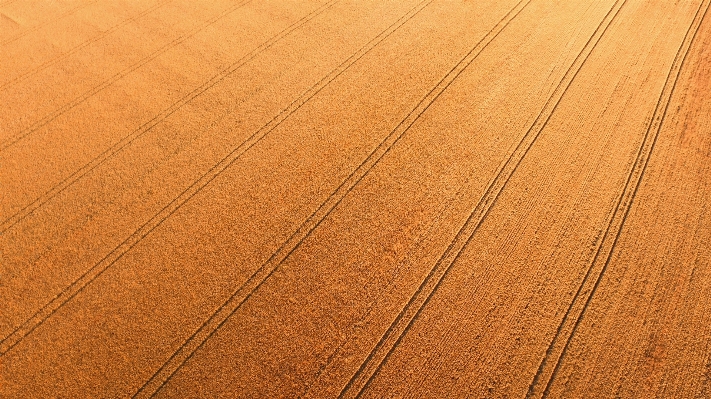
top-left (0, 0), bottom-right (423, 362)
top-left (336, 1), bottom-right (628, 397)
top-left (0, 0), bottom-right (299, 232)
top-left (0, 0), bottom-right (253, 152)
top-left (132, 1), bottom-right (437, 396)
top-left (0, 0), bottom-right (343, 353)
top-left (527, 1), bottom-right (711, 396)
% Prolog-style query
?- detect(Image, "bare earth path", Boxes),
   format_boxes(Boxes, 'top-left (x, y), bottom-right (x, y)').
top-left (1, 0), bottom-right (710, 398)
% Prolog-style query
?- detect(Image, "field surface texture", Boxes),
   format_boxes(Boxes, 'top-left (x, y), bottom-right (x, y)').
top-left (2, 0), bottom-right (711, 398)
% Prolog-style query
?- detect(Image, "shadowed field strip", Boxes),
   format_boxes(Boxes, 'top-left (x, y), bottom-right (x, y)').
top-left (0, 0), bottom-right (353, 339)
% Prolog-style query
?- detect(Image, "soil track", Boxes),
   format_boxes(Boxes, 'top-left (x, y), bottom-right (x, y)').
top-left (2, 0), bottom-right (710, 397)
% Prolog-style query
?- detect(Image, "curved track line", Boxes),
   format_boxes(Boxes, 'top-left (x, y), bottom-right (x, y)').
top-left (0, 0), bottom-right (423, 362)
top-left (0, 0), bottom-right (174, 91)
top-left (139, 1), bottom-right (532, 397)
top-left (0, 0), bottom-right (253, 153)
top-left (525, 1), bottom-right (711, 397)
top-left (334, 1), bottom-right (628, 397)
top-left (0, 1), bottom-right (98, 46)
top-left (0, 0), bottom-right (339, 234)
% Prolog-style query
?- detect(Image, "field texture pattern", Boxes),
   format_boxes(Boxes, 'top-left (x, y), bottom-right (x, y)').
top-left (1, 0), bottom-right (710, 398)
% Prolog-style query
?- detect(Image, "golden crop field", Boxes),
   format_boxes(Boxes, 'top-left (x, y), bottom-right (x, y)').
top-left (1, 0), bottom-right (710, 397)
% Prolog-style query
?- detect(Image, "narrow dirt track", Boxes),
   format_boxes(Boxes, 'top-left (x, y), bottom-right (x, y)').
top-left (1, 0), bottom-right (710, 398)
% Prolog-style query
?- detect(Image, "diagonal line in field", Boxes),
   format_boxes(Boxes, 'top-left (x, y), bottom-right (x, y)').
top-left (0, 0), bottom-right (339, 233)
top-left (0, 0), bottom-right (343, 354)
top-left (131, 1), bottom-right (439, 396)
top-left (0, 0), bottom-right (98, 46)
top-left (0, 0), bottom-right (253, 153)
top-left (337, 0), bottom-right (629, 397)
top-left (527, 1), bottom-right (711, 397)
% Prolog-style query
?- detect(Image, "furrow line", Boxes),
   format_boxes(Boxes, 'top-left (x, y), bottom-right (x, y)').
top-left (0, 0), bottom-right (429, 360)
top-left (0, 0), bottom-right (253, 152)
top-left (0, 0), bottom-right (175, 91)
top-left (132, 1), bottom-right (438, 396)
top-left (527, 0), bottom-right (711, 397)
top-left (336, 1), bottom-right (628, 397)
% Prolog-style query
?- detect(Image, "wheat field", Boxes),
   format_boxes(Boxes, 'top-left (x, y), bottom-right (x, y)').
top-left (1, 0), bottom-right (710, 397)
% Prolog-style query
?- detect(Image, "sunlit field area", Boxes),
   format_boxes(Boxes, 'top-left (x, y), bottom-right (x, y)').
top-left (2, 0), bottom-right (710, 397)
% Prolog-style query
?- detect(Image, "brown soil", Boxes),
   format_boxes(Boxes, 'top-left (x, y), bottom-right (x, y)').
top-left (1, 0), bottom-right (710, 397)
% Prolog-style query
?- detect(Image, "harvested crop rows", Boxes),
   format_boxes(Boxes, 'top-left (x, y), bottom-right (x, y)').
top-left (1, 0), bottom-right (710, 397)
